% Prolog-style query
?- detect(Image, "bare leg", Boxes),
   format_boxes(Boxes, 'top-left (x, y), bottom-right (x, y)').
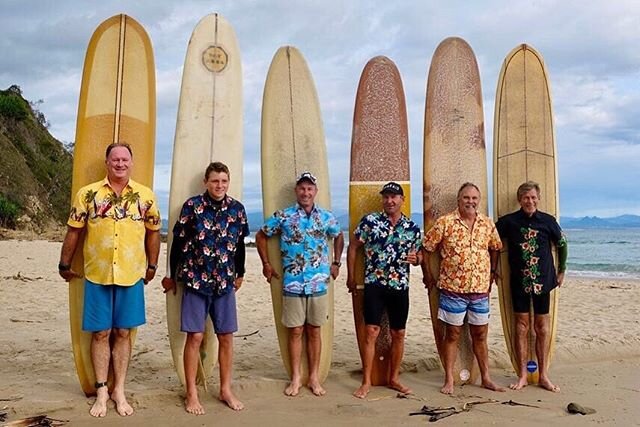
top-left (111, 328), bottom-right (135, 416)
top-left (218, 333), bottom-right (244, 409)
top-left (388, 329), bottom-right (411, 394)
top-left (511, 313), bottom-right (530, 390)
top-left (440, 324), bottom-right (461, 394)
top-left (470, 324), bottom-right (505, 392)
top-left (184, 332), bottom-right (205, 415)
top-left (89, 329), bottom-right (111, 418)
top-left (285, 326), bottom-right (303, 396)
top-left (534, 314), bottom-right (559, 392)
top-left (353, 325), bottom-right (380, 399)
top-left (305, 324), bottom-right (325, 396)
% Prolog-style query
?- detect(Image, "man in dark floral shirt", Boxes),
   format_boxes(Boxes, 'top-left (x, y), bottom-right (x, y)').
top-left (162, 162), bottom-right (248, 414)
top-left (347, 182), bottom-right (422, 399)
top-left (496, 181), bottom-right (568, 393)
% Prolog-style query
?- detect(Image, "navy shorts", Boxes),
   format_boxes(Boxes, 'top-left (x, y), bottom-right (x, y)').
top-left (181, 287), bottom-right (238, 334)
top-left (83, 279), bottom-right (145, 331)
top-left (512, 287), bottom-right (551, 315)
top-left (363, 284), bottom-right (409, 330)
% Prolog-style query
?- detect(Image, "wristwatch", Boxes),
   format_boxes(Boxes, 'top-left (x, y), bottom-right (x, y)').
top-left (332, 261), bottom-right (341, 267)
top-left (147, 264), bottom-right (157, 271)
top-left (58, 262), bottom-right (71, 272)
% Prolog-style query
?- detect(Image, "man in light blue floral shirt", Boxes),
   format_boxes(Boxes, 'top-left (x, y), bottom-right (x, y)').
top-left (256, 171), bottom-right (344, 398)
top-left (347, 182), bottom-right (422, 399)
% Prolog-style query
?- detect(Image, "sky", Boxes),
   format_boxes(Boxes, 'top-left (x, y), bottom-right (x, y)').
top-left (1, 0), bottom-right (639, 218)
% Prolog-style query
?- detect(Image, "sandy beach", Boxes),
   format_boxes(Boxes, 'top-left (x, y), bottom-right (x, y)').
top-left (1, 239), bottom-right (638, 426)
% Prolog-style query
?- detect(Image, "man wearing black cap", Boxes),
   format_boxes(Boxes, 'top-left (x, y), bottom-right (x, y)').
top-left (256, 171), bottom-right (344, 397)
top-left (346, 181), bottom-right (422, 399)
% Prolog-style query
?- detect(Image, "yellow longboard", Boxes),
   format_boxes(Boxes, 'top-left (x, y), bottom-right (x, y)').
top-left (70, 14), bottom-right (155, 396)
top-left (260, 46), bottom-right (333, 382)
top-left (165, 13), bottom-right (243, 388)
top-left (493, 44), bottom-right (559, 384)
top-left (423, 37), bottom-right (487, 385)
top-left (349, 56), bottom-right (410, 386)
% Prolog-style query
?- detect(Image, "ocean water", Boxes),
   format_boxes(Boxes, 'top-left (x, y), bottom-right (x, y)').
top-left (564, 228), bottom-right (640, 279)
top-left (243, 228), bottom-right (640, 279)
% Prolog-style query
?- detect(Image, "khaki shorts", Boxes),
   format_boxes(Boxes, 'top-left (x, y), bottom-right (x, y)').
top-left (282, 293), bottom-right (329, 327)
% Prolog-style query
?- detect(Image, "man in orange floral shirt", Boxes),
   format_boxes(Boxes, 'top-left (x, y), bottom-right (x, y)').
top-left (422, 183), bottom-right (504, 395)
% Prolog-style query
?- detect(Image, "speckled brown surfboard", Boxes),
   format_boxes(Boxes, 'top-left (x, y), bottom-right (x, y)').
top-left (424, 37), bottom-right (486, 385)
top-left (493, 44), bottom-right (559, 385)
top-left (350, 56), bottom-right (410, 386)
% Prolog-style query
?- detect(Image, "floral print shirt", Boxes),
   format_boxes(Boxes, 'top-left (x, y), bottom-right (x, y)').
top-left (68, 177), bottom-right (161, 286)
top-left (172, 193), bottom-right (249, 296)
top-left (354, 212), bottom-right (422, 291)
top-left (423, 209), bottom-right (502, 294)
top-left (262, 204), bottom-right (341, 295)
top-left (496, 209), bottom-right (567, 295)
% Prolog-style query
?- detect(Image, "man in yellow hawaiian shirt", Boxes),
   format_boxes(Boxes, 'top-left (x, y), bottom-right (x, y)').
top-left (422, 182), bottom-right (504, 395)
top-left (58, 142), bottom-right (161, 418)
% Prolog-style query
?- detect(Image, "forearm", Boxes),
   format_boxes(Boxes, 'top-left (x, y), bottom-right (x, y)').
top-left (234, 238), bottom-right (246, 277)
top-left (59, 226), bottom-right (83, 264)
top-left (255, 230), bottom-right (270, 265)
top-left (557, 242), bottom-right (568, 273)
top-left (145, 229), bottom-right (160, 266)
top-left (333, 232), bottom-right (345, 262)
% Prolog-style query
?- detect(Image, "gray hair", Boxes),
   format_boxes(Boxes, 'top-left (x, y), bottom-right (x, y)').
top-left (457, 182), bottom-right (481, 199)
top-left (517, 181), bottom-right (541, 200)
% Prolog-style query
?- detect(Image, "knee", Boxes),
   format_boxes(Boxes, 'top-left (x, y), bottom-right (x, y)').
top-left (187, 332), bottom-right (205, 347)
top-left (93, 329), bottom-right (111, 342)
top-left (113, 328), bottom-right (130, 341)
top-left (365, 325), bottom-right (380, 341)
top-left (534, 318), bottom-right (549, 336)
top-left (516, 318), bottom-right (530, 335)
top-left (390, 329), bottom-right (406, 341)
top-left (470, 326), bottom-right (488, 342)
top-left (444, 326), bottom-right (461, 343)
top-left (289, 326), bottom-right (304, 339)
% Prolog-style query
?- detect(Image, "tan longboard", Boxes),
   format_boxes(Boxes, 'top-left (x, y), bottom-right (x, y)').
top-left (349, 56), bottom-right (410, 386)
top-left (70, 14), bottom-right (156, 396)
top-left (261, 46), bottom-right (333, 382)
top-left (493, 44), bottom-right (559, 384)
top-left (165, 13), bottom-right (243, 388)
top-left (423, 37), bottom-right (486, 385)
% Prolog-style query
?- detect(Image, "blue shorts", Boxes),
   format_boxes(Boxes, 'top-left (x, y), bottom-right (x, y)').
top-left (438, 290), bottom-right (490, 326)
top-left (83, 279), bottom-right (146, 332)
top-left (181, 288), bottom-right (238, 334)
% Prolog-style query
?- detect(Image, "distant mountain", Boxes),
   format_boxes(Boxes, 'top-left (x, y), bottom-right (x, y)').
top-left (560, 215), bottom-right (640, 229)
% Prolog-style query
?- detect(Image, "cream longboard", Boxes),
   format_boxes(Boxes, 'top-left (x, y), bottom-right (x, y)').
top-left (493, 44), bottom-right (559, 384)
top-left (165, 13), bottom-right (243, 388)
top-left (423, 37), bottom-right (487, 386)
top-left (349, 56), bottom-right (410, 386)
top-left (260, 46), bottom-right (333, 382)
top-left (70, 14), bottom-right (156, 396)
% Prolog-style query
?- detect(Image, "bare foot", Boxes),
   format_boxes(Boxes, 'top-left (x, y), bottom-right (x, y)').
top-left (389, 380), bottom-right (412, 395)
top-left (284, 379), bottom-right (302, 396)
top-left (89, 388), bottom-right (109, 418)
top-left (440, 381), bottom-right (455, 395)
top-left (111, 390), bottom-right (134, 416)
top-left (185, 393), bottom-right (205, 415)
top-left (482, 379), bottom-right (506, 392)
top-left (308, 380), bottom-right (326, 397)
top-left (539, 377), bottom-right (560, 393)
top-left (509, 376), bottom-right (528, 390)
top-left (220, 390), bottom-right (244, 411)
top-left (353, 383), bottom-right (370, 399)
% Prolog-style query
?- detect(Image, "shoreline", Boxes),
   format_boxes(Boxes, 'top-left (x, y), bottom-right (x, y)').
top-left (1, 239), bottom-right (639, 426)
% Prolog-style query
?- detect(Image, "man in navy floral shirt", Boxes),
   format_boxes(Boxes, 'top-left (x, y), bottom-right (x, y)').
top-left (496, 181), bottom-right (567, 393)
top-left (256, 171), bottom-right (344, 397)
top-left (347, 182), bottom-right (422, 399)
top-left (162, 162), bottom-right (248, 415)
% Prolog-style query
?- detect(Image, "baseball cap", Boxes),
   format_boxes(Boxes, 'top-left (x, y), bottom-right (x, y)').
top-left (295, 171), bottom-right (317, 185)
top-left (380, 182), bottom-right (404, 196)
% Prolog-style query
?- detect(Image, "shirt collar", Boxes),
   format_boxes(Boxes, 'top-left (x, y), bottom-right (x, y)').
top-left (101, 176), bottom-right (134, 192)
top-left (517, 208), bottom-right (539, 220)
top-left (203, 191), bottom-right (231, 209)
top-left (295, 203), bottom-right (317, 216)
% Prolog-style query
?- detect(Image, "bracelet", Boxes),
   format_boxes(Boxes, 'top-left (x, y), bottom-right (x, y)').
top-left (58, 262), bottom-right (71, 272)
top-left (147, 264), bottom-right (157, 271)
top-left (262, 261), bottom-right (270, 266)
top-left (332, 261), bottom-right (342, 267)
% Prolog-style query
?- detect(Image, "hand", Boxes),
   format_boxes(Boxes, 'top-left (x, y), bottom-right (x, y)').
top-left (59, 268), bottom-right (81, 282)
top-left (262, 262), bottom-right (280, 283)
top-left (330, 264), bottom-right (340, 279)
top-left (161, 276), bottom-right (177, 295)
top-left (557, 272), bottom-right (565, 287)
top-left (144, 267), bottom-right (156, 284)
top-left (346, 278), bottom-right (358, 295)
top-left (406, 250), bottom-right (419, 266)
top-left (234, 276), bottom-right (244, 291)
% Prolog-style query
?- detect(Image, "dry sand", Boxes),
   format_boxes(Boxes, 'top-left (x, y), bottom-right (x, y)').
top-left (0, 239), bottom-right (638, 426)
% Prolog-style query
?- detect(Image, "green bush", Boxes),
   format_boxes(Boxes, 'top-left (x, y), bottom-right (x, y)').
top-left (0, 93), bottom-right (29, 121)
top-left (0, 194), bottom-right (20, 227)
